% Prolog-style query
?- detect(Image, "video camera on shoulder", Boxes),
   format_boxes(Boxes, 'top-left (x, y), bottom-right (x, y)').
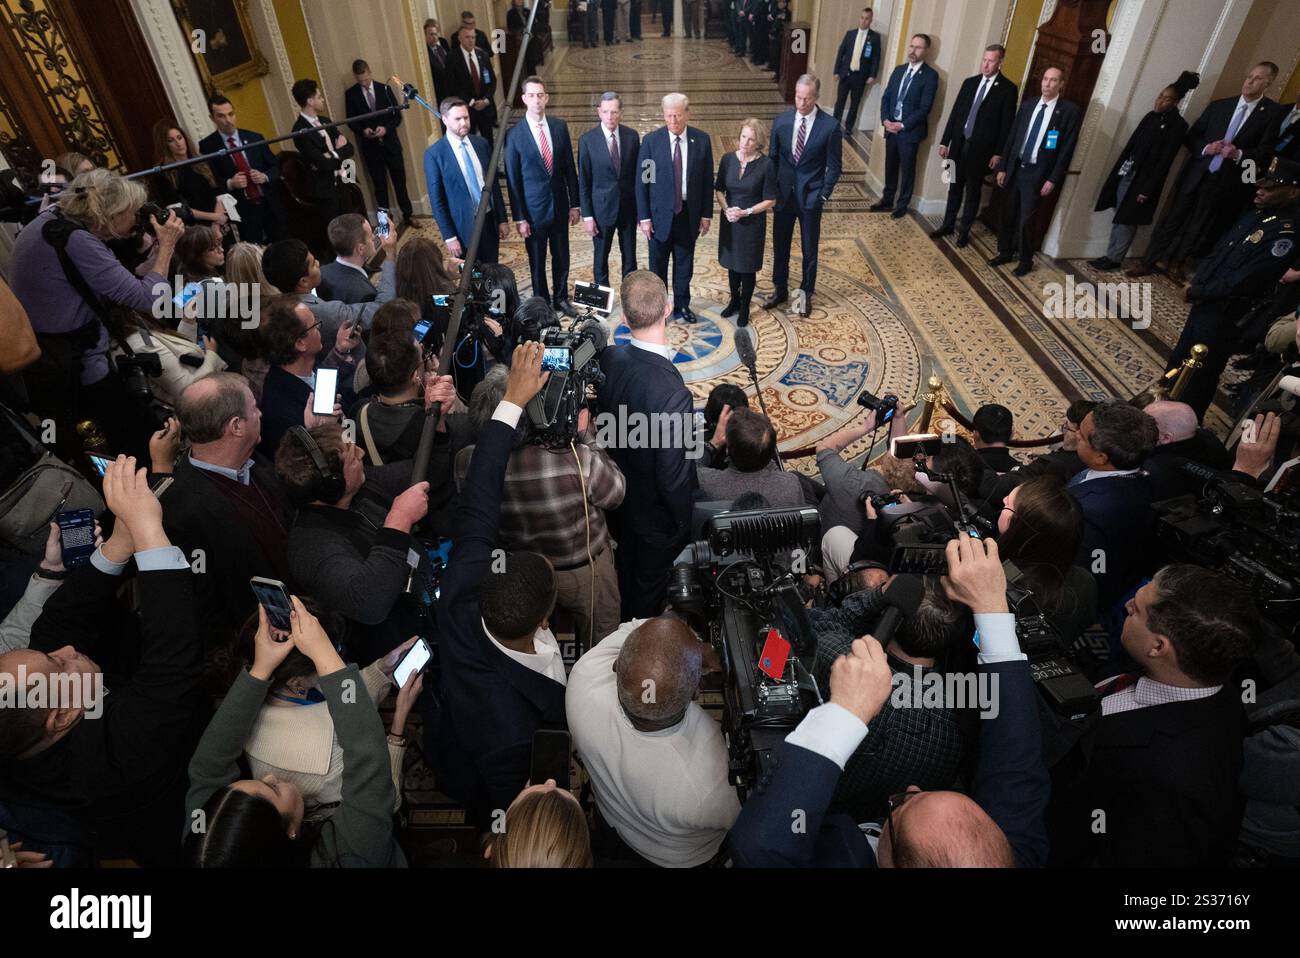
top-left (523, 319), bottom-right (608, 448)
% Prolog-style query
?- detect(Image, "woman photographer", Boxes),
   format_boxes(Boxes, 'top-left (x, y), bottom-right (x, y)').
top-left (10, 167), bottom-right (184, 459)
top-left (185, 596), bottom-right (407, 868)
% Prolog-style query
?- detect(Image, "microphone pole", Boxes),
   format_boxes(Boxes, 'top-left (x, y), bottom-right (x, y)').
top-left (734, 328), bottom-right (785, 471)
top-left (410, 2), bottom-right (541, 485)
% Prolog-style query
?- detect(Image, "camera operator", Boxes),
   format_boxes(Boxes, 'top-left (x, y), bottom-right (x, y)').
top-left (730, 534), bottom-right (1049, 867)
top-left (697, 408), bottom-right (814, 508)
top-left (456, 364), bottom-right (626, 652)
top-left (808, 575), bottom-right (975, 824)
top-left (421, 343), bottom-right (568, 830)
top-left (11, 168), bottom-right (185, 459)
top-left (815, 405), bottom-right (893, 535)
top-left (1048, 564), bottom-right (1260, 867)
top-left (697, 383), bottom-right (747, 469)
top-left (1141, 398), bottom-right (1233, 500)
top-left (274, 422), bottom-right (430, 663)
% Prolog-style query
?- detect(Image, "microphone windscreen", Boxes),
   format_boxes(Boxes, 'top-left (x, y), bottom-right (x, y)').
top-left (580, 318), bottom-right (609, 351)
top-left (882, 572), bottom-right (926, 618)
top-left (735, 327), bottom-right (757, 368)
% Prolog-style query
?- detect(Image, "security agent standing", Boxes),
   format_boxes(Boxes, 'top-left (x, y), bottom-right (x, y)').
top-left (832, 8), bottom-right (882, 136)
top-left (1165, 156), bottom-right (1300, 421)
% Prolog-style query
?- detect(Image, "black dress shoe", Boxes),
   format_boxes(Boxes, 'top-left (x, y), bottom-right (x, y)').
top-left (1013, 262), bottom-right (1033, 277)
top-left (720, 299), bottom-right (740, 318)
top-left (955, 233), bottom-right (970, 248)
top-left (555, 299), bottom-right (578, 318)
top-left (891, 208), bottom-right (907, 219)
top-left (868, 201), bottom-right (892, 212)
top-left (762, 290), bottom-right (788, 309)
top-left (930, 225), bottom-right (954, 239)
top-left (988, 254), bottom-right (1014, 267)
top-left (1088, 257), bottom-right (1118, 271)
top-left (680, 307), bottom-right (697, 324)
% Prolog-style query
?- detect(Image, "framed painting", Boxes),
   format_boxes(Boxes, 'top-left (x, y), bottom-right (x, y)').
top-left (169, 0), bottom-right (268, 91)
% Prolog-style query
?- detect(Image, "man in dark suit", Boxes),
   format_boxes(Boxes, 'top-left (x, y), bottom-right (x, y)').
top-left (290, 78), bottom-right (354, 260)
top-left (1141, 399), bottom-right (1233, 501)
top-left (448, 24), bottom-right (498, 144)
top-left (990, 67), bottom-right (1082, 276)
top-left (458, 10), bottom-right (492, 54)
top-left (871, 33), bottom-right (939, 218)
top-left (832, 7), bottom-right (882, 136)
top-left (579, 91), bottom-right (640, 288)
top-left (200, 95), bottom-right (281, 243)
top-left (423, 342), bottom-right (566, 827)
top-left (423, 98), bottom-right (510, 265)
top-left (423, 18), bottom-right (451, 108)
top-left (163, 372), bottom-right (295, 649)
top-left (730, 537), bottom-right (1050, 867)
top-left (1049, 565), bottom-right (1259, 867)
top-left (1130, 62), bottom-right (1283, 283)
top-left (597, 271), bottom-right (697, 619)
top-left (345, 60), bottom-right (413, 225)
top-left (1068, 400), bottom-right (1159, 611)
top-left (971, 403), bottom-right (1019, 473)
top-left (765, 74), bottom-right (842, 318)
top-left (318, 213), bottom-right (378, 305)
top-left (505, 77), bottom-right (581, 316)
top-left (1274, 101), bottom-right (1300, 164)
top-left (636, 94), bottom-right (713, 323)
top-left (933, 44), bottom-right (1018, 246)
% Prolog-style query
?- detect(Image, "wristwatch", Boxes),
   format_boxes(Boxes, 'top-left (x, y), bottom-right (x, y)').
top-left (387, 733), bottom-right (409, 748)
top-left (34, 567), bottom-right (67, 580)
top-left (745, 207), bottom-right (753, 217)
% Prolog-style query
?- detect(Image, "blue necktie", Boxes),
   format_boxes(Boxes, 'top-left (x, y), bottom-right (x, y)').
top-left (1020, 103), bottom-right (1045, 164)
top-left (461, 140), bottom-right (482, 204)
top-left (964, 78), bottom-right (990, 140)
top-left (896, 68), bottom-right (913, 120)
top-left (1209, 103), bottom-right (1248, 173)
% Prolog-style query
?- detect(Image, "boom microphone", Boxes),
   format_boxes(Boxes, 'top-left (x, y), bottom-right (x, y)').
top-left (733, 327), bottom-right (784, 471)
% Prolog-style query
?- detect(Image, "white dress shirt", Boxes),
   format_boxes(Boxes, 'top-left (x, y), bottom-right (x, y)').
top-left (1099, 675), bottom-right (1222, 717)
top-left (484, 620), bottom-right (568, 686)
top-left (525, 113), bottom-right (552, 163)
top-left (299, 112), bottom-right (339, 160)
top-left (894, 64), bottom-right (921, 120)
top-left (443, 130), bottom-right (486, 244)
top-left (1076, 466), bottom-right (1140, 484)
top-left (628, 336), bottom-right (675, 361)
top-left (462, 48), bottom-right (483, 94)
top-left (566, 619), bottom-right (742, 867)
top-left (1024, 97), bottom-right (1058, 165)
top-left (670, 129), bottom-right (689, 203)
top-left (585, 126), bottom-right (622, 224)
top-left (790, 109), bottom-right (818, 159)
top-left (1203, 95), bottom-right (1260, 158)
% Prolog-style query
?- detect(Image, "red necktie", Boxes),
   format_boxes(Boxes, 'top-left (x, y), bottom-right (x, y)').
top-left (228, 135), bottom-right (261, 201)
top-left (538, 120), bottom-right (553, 175)
top-left (469, 51), bottom-right (482, 97)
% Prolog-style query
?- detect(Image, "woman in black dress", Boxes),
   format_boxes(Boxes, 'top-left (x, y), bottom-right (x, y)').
top-left (147, 120), bottom-right (227, 236)
top-left (715, 118), bottom-right (778, 328)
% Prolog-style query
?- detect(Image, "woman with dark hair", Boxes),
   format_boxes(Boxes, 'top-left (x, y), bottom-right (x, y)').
top-left (147, 121), bottom-right (228, 234)
top-left (185, 597), bottom-right (406, 867)
top-left (1091, 71), bottom-right (1198, 272)
top-left (996, 475), bottom-right (1098, 642)
top-left (172, 223), bottom-right (226, 284)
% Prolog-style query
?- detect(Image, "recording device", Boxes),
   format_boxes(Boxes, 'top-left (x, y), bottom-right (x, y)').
top-left (1004, 561), bottom-right (1099, 719)
top-left (1154, 463), bottom-right (1300, 628)
top-left (669, 506), bottom-right (822, 795)
top-left (115, 351), bottom-right (163, 402)
top-left (858, 390), bottom-right (899, 427)
top-left (886, 452), bottom-right (993, 575)
top-left (572, 281), bottom-right (614, 315)
top-left (312, 368), bottom-right (339, 416)
top-left (868, 491), bottom-right (904, 511)
top-left (250, 577), bottom-right (294, 633)
top-left (392, 638), bottom-right (432, 688)
top-left (136, 201), bottom-right (172, 235)
top-left (87, 454), bottom-right (113, 478)
top-left (376, 207), bottom-right (391, 239)
top-left (530, 729), bottom-right (572, 790)
top-left (525, 320), bottom-right (608, 447)
top-left (413, 317), bottom-right (434, 344)
top-left (56, 509), bottom-right (96, 568)
top-left (890, 433), bottom-right (943, 460)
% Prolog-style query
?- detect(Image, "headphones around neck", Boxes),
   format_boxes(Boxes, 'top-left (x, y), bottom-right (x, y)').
top-left (287, 425), bottom-right (345, 504)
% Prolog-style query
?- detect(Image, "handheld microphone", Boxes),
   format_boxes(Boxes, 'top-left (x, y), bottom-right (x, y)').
top-left (870, 573), bottom-right (925, 650)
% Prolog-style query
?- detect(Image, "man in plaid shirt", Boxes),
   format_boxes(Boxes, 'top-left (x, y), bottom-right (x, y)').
top-left (456, 366), bottom-right (626, 651)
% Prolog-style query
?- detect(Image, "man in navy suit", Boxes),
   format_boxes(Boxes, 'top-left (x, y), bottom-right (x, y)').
top-left (1130, 62), bottom-right (1283, 284)
top-left (1274, 101), bottom-right (1300, 164)
top-left (990, 67), bottom-right (1082, 276)
top-left (422, 342), bottom-right (568, 828)
top-left (832, 7), bottom-right (882, 135)
top-left (505, 77), bottom-right (581, 316)
top-left (447, 24), bottom-right (498, 144)
top-left (597, 272), bottom-right (697, 619)
top-left (934, 45), bottom-right (1018, 246)
top-left (424, 98), bottom-right (510, 265)
top-left (766, 74), bottom-right (843, 317)
top-left (636, 94), bottom-right (713, 323)
top-left (580, 92), bottom-right (640, 289)
top-left (871, 34), bottom-right (938, 218)
top-left (730, 537), bottom-right (1050, 867)
top-left (200, 95), bottom-right (281, 243)
top-left (345, 60), bottom-right (413, 225)
top-left (1068, 400), bottom-right (1159, 612)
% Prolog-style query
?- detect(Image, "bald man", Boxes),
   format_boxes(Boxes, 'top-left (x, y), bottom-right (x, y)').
top-left (1142, 399), bottom-right (1233, 500)
top-left (567, 615), bottom-right (741, 866)
top-left (730, 535), bottom-right (1050, 867)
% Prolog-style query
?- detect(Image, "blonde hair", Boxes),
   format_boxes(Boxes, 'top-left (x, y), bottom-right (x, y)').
top-left (58, 168), bottom-right (147, 239)
top-left (490, 789), bottom-right (592, 868)
top-left (740, 117), bottom-right (769, 153)
top-left (224, 242), bottom-right (277, 300)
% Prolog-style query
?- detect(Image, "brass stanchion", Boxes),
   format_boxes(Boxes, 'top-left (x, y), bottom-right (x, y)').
top-left (1169, 344), bottom-right (1208, 401)
top-left (917, 375), bottom-right (944, 433)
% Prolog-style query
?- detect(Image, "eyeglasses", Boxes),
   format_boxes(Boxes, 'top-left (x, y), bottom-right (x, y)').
top-left (1062, 421), bottom-right (1080, 433)
top-left (301, 320), bottom-right (322, 337)
top-left (885, 791), bottom-right (919, 852)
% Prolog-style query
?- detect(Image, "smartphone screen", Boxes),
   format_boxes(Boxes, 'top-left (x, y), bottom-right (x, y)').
top-left (57, 509), bottom-right (97, 568)
top-left (413, 318), bottom-right (432, 343)
top-left (312, 368), bottom-right (339, 416)
top-left (393, 638), bottom-right (432, 688)
top-left (172, 281), bottom-right (203, 311)
top-left (250, 577), bottom-right (293, 632)
top-left (530, 729), bottom-right (571, 790)
top-left (87, 454), bottom-right (112, 478)
top-left (430, 294), bottom-right (450, 308)
top-left (376, 208), bottom-right (390, 238)
top-left (541, 347), bottom-right (570, 372)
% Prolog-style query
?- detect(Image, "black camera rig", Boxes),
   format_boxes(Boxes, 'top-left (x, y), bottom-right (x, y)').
top-left (525, 319), bottom-right (607, 448)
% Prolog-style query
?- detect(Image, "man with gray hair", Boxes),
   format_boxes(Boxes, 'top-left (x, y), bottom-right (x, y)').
top-left (567, 615), bottom-right (740, 866)
top-left (579, 92), bottom-right (641, 288)
top-left (636, 93), bottom-right (714, 323)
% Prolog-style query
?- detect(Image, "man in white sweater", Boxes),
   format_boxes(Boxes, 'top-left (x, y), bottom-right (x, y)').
top-left (566, 615), bottom-right (741, 867)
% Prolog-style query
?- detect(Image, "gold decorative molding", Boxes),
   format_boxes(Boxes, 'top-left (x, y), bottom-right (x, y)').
top-left (169, 0), bottom-right (270, 92)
